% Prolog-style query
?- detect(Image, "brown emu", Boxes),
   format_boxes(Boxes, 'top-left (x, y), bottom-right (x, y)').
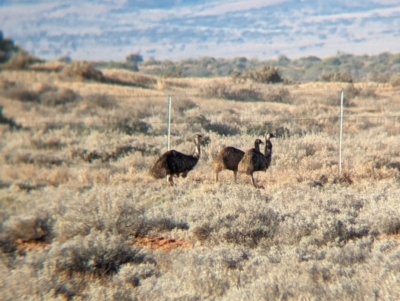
top-left (150, 134), bottom-right (202, 186)
top-left (213, 139), bottom-right (262, 183)
top-left (238, 133), bottom-right (275, 188)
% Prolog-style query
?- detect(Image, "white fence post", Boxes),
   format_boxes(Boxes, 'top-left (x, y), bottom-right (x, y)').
top-left (339, 91), bottom-right (344, 176)
top-left (167, 95), bottom-right (171, 150)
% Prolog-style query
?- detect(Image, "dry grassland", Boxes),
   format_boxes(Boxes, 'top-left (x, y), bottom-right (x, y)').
top-left (1, 67), bottom-right (400, 300)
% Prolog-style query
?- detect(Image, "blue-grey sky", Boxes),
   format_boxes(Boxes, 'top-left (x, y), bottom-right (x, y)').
top-left (1, 0), bottom-right (400, 61)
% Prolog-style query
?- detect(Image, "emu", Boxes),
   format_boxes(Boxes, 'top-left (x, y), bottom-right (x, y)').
top-left (238, 133), bottom-right (275, 188)
top-left (213, 139), bottom-right (262, 183)
top-left (150, 134), bottom-right (202, 186)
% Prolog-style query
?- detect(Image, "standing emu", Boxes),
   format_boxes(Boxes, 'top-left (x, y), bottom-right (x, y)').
top-left (150, 134), bottom-right (202, 186)
top-left (213, 139), bottom-right (262, 183)
top-left (238, 134), bottom-right (275, 188)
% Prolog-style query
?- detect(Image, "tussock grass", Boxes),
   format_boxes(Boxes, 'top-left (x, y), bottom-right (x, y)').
top-left (1, 68), bottom-right (400, 300)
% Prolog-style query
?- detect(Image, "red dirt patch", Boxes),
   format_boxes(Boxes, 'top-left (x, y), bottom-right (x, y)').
top-left (16, 238), bottom-right (51, 254)
top-left (135, 237), bottom-right (192, 251)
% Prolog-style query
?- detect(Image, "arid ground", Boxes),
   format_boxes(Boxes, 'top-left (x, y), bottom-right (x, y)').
top-left (1, 65), bottom-right (400, 300)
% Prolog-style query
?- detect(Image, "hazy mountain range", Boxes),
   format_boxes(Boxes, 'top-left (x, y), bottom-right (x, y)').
top-left (1, 0), bottom-right (400, 61)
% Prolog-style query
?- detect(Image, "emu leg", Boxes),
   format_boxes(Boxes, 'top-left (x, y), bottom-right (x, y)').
top-left (168, 175), bottom-right (174, 186)
top-left (250, 173), bottom-right (264, 188)
top-left (234, 170), bottom-right (238, 183)
top-left (215, 172), bottom-right (219, 183)
top-left (250, 173), bottom-right (257, 188)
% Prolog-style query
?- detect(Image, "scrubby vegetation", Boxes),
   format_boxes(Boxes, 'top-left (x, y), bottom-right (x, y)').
top-left (136, 52), bottom-right (400, 83)
top-left (1, 40), bottom-right (400, 300)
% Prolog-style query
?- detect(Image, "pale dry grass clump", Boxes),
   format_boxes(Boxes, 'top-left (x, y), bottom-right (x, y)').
top-left (1, 69), bottom-right (400, 300)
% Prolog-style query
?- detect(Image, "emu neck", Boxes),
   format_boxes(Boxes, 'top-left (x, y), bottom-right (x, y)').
top-left (264, 140), bottom-right (273, 157)
top-left (193, 143), bottom-right (201, 158)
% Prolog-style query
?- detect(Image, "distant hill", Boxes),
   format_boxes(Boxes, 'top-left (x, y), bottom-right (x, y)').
top-left (1, 0), bottom-right (400, 61)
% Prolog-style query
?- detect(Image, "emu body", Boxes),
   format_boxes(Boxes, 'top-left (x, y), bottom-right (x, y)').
top-left (213, 139), bottom-right (262, 183)
top-left (238, 134), bottom-right (275, 188)
top-left (150, 134), bottom-right (202, 186)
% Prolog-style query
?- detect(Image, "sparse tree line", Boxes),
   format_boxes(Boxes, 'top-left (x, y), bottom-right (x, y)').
top-left (1, 31), bottom-right (400, 85)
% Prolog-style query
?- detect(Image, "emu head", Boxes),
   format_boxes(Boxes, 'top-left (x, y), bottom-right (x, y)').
top-left (254, 138), bottom-right (264, 151)
top-left (265, 133), bottom-right (275, 140)
top-left (194, 134), bottom-right (203, 145)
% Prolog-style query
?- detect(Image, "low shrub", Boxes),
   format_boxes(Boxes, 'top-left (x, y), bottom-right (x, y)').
top-left (376, 216), bottom-right (400, 235)
top-left (49, 232), bottom-right (146, 276)
top-left (247, 122), bottom-right (273, 136)
top-left (275, 126), bottom-right (291, 138)
top-left (1, 50), bottom-right (42, 70)
top-left (102, 69), bottom-right (157, 88)
top-left (86, 94), bottom-right (118, 109)
top-left (205, 122), bottom-right (241, 136)
top-left (219, 210), bottom-right (280, 248)
top-left (31, 139), bottom-right (66, 150)
top-left (320, 72), bottom-right (353, 83)
top-left (244, 65), bottom-right (284, 84)
top-left (6, 152), bottom-right (64, 167)
top-left (5, 86), bottom-right (43, 102)
top-left (265, 87), bottom-right (292, 104)
top-left (359, 86), bottom-right (377, 98)
top-left (173, 98), bottom-right (198, 113)
top-left (61, 61), bottom-right (105, 82)
top-left (185, 114), bottom-right (240, 135)
top-left (390, 73), bottom-right (400, 87)
top-left (114, 117), bottom-right (152, 135)
top-left (41, 88), bottom-right (79, 106)
top-left (0, 212), bottom-right (54, 254)
top-left (0, 78), bottom-right (15, 90)
top-left (343, 84), bottom-right (359, 106)
top-left (116, 207), bottom-right (189, 238)
top-left (29, 61), bottom-right (65, 72)
top-left (4, 84), bottom-right (79, 106)
top-left (200, 80), bottom-right (264, 102)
